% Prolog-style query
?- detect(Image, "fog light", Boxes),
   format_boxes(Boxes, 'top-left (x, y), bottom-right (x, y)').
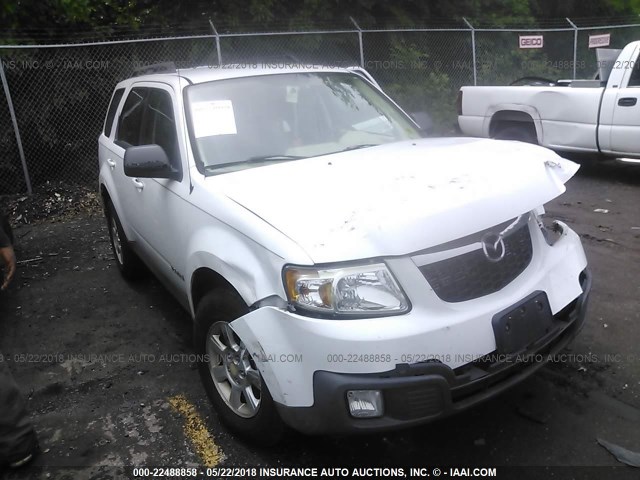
top-left (347, 390), bottom-right (383, 418)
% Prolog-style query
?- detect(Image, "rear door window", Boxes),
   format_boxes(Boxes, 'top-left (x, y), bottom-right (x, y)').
top-left (104, 88), bottom-right (125, 137)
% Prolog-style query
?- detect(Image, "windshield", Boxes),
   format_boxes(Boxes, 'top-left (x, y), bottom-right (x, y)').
top-left (184, 72), bottom-right (421, 175)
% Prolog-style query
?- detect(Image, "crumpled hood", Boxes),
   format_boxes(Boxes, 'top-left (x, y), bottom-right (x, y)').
top-left (207, 137), bottom-right (579, 263)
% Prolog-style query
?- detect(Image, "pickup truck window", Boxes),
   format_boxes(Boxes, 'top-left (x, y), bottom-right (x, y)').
top-left (185, 72), bottom-right (420, 175)
top-left (628, 60), bottom-right (640, 87)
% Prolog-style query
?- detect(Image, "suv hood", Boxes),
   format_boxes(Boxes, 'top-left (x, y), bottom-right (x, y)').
top-left (207, 138), bottom-right (578, 263)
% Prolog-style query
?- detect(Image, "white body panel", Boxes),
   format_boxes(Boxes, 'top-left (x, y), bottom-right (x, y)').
top-left (208, 138), bottom-right (578, 264)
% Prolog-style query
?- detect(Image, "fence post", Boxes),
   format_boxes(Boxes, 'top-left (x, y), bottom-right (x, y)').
top-left (349, 17), bottom-right (364, 67)
top-left (0, 56), bottom-right (32, 195)
top-left (463, 18), bottom-right (477, 86)
top-left (209, 20), bottom-right (222, 66)
top-left (566, 18), bottom-right (578, 79)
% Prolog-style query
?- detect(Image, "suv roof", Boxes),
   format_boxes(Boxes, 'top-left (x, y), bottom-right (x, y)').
top-left (116, 64), bottom-right (377, 89)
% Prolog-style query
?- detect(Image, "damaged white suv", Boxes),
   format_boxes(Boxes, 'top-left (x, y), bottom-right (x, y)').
top-left (98, 64), bottom-right (590, 442)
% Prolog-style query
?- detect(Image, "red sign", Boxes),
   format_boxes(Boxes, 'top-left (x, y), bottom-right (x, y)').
top-left (519, 35), bottom-right (544, 49)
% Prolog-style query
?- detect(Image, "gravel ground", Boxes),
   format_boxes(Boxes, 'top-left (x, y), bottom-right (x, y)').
top-left (0, 160), bottom-right (639, 479)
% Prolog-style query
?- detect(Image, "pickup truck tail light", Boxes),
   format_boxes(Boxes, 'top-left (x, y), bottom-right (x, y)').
top-left (456, 90), bottom-right (463, 116)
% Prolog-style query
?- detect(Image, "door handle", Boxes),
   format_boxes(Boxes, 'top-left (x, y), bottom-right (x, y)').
top-left (132, 178), bottom-right (145, 190)
top-left (618, 97), bottom-right (637, 107)
top-left (106, 158), bottom-right (116, 169)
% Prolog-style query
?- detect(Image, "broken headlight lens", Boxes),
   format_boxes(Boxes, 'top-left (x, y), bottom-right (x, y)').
top-left (283, 263), bottom-right (409, 317)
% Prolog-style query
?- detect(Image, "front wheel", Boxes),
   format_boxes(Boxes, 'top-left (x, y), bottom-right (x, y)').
top-left (195, 291), bottom-right (285, 445)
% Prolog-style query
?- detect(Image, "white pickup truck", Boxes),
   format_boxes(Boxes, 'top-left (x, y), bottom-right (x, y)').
top-left (458, 41), bottom-right (640, 161)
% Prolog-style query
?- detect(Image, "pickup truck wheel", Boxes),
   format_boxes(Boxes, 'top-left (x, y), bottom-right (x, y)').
top-left (493, 126), bottom-right (538, 144)
top-left (106, 201), bottom-right (144, 279)
top-left (195, 291), bottom-right (285, 444)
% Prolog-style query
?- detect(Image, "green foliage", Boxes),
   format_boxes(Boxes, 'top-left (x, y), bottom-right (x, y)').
top-left (468, 0), bottom-right (534, 24)
top-left (2, 1), bottom-right (640, 40)
top-left (382, 39), bottom-right (460, 133)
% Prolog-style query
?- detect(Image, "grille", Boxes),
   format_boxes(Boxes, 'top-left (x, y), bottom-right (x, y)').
top-left (419, 223), bottom-right (533, 303)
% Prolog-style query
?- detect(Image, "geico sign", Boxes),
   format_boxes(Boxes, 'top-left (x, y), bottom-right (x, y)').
top-left (519, 35), bottom-right (544, 49)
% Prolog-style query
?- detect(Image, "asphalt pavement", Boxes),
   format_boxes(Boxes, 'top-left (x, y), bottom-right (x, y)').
top-left (0, 159), bottom-right (638, 479)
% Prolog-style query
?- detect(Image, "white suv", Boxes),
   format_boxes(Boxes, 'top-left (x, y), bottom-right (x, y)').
top-left (98, 64), bottom-right (591, 442)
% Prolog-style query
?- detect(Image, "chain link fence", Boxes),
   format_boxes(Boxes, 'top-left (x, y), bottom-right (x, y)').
top-left (576, 24), bottom-right (640, 77)
top-left (1, 19), bottom-right (639, 195)
top-left (363, 30), bottom-right (474, 130)
top-left (475, 29), bottom-right (576, 84)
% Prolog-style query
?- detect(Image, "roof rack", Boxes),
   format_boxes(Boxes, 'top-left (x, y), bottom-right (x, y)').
top-left (132, 62), bottom-right (177, 77)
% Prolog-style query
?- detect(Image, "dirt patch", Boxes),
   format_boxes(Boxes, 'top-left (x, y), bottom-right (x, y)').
top-left (1, 181), bottom-right (102, 226)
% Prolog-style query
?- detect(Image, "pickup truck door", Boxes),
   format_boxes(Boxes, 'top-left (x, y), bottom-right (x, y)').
top-left (605, 45), bottom-right (640, 156)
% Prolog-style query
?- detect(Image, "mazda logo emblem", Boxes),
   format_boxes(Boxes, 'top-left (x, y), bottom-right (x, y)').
top-left (481, 232), bottom-right (506, 262)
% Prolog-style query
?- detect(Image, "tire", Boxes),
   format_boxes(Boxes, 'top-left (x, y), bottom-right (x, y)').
top-left (106, 201), bottom-right (145, 280)
top-left (195, 290), bottom-right (285, 445)
top-left (493, 125), bottom-right (538, 144)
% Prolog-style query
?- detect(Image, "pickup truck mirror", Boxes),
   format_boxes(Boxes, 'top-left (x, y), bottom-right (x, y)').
top-left (409, 111), bottom-right (433, 136)
top-left (124, 144), bottom-right (181, 180)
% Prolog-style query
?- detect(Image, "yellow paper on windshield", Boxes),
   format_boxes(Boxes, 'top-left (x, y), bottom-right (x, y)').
top-left (192, 100), bottom-right (237, 137)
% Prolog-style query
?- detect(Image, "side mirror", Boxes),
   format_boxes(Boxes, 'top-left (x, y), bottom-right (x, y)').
top-left (124, 144), bottom-right (181, 181)
top-left (409, 111), bottom-right (434, 136)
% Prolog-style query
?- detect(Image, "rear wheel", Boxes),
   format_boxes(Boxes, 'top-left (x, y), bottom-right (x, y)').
top-left (195, 290), bottom-right (285, 445)
top-left (493, 125), bottom-right (538, 144)
top-left (106, 201), bottom-right (145, 279)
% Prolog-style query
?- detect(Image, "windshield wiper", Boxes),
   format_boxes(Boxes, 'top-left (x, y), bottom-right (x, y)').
top-left (204, 154), bottom-right (306, 172)
top-left (243, 154), bottom-right (307, 162)
top-left (340, 144), bottom-right (381, 152)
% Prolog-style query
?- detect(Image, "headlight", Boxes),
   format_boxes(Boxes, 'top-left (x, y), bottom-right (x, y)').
top-left (533, 208), bottom-right (563, 246)
top-left (283, 263), bottom-right (410, 318)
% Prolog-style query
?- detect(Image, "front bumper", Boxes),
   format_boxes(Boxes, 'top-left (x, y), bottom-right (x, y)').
top-left (276, 269), bottom-right (591, 434)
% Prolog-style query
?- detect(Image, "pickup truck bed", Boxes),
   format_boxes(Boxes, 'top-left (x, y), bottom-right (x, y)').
top-left (458, 41), bottom-right (640, 159)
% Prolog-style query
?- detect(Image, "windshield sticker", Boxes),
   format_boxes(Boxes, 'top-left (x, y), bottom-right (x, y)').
top-left (286, 86), bottom-right (299, 103)
top-left (192, 100), bottom-right (237, 137)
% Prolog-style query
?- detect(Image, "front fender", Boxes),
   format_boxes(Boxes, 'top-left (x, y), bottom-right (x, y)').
top-left (185, 227), bottom-right (299, 317)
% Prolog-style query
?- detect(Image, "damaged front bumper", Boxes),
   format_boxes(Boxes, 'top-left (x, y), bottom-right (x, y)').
top-left (230, 216), bottom-right (590, 434)
top-left (276, 269), bottom-right (591, 434)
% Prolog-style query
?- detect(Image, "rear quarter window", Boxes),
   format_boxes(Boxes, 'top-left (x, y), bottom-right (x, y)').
top-left (104, 88), bottom-right (125, 137)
